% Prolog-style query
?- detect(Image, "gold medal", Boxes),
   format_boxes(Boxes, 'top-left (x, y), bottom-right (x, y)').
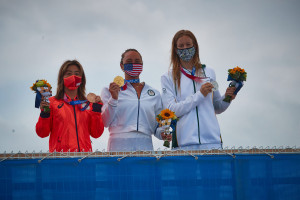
top-left (113, 76), bottom-right (124, 87)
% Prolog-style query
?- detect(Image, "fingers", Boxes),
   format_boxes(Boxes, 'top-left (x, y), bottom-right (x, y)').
top-left (225, 87), bottom-right (237, 101)
top-left (40, 101), bottom-right (49, 110)
top-left (109, 82), bottom-right (120, 100)
top-left (109, 83), bottom-right (120, 92)
top-left (95, 96), bottom-right (102, 103)
top-left (200, 83), bottom-right (214, 97)
top-left (87, 93), bottom-right (96, 103)
top-left (226, 87), bottom-right (236, 93)
top-left (109, 82), bottom-right (120, 91)
top-left (166, 134), bottom-right (172, 141)
top-left (161, 133), bottom-right (172, 141)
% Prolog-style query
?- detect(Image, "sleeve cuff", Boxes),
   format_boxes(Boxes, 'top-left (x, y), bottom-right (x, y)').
top-left (221, 94), bottom-right (231, 105)
top-left (92, 103), bottom-right (103, 113)
top-left (40, 111), bottom-right (50, 118)
top-left (108, 97), bottom-right (118, 107)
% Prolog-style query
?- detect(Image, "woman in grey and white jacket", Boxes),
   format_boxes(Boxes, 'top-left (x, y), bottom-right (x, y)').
top-left (161, 30), bottom-right (237, 150)
top-left (101, 49), bottom-right (170, 152)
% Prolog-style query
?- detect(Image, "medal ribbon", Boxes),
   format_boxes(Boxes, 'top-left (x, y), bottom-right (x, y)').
top-left (120, 83), bottom-right (127, 91)
top-left (120, 79), bottom-right (140, 91)
top-left (125, 79), bottom-right (140, 83)
top-left (180, 67), bottom-right (206, 83)
top-left (63, 94), bottom-right (89, 111)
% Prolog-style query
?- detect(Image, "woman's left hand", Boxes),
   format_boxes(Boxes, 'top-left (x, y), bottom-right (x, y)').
top-left (225, 87), bottom-right (236, 100)
top-left (87, 93), bottom-right (103, 104)
top-left (161, 133), bottom-right (172, 141)
top-left (94, 95), bottom-right (102, 104)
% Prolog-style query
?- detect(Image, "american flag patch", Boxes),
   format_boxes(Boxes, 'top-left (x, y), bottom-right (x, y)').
top-left (123, 63), bottom-right (143, 77)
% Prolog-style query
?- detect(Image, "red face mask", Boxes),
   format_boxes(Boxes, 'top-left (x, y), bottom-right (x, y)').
top-left (64, 75), bottom-right (82, 90)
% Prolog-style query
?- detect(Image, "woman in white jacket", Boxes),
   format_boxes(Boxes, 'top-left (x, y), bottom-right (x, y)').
top-left (101, 49), bottom-right (170, 152)
top-left (161, 30), bottom-right (236, 150)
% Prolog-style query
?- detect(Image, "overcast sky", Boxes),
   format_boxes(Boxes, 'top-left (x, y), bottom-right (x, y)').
top-left (0, 0), bottom-right (299, 152)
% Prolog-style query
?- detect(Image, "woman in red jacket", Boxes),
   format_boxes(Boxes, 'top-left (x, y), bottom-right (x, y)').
top-left (36, 60), bottom-right (104, 152)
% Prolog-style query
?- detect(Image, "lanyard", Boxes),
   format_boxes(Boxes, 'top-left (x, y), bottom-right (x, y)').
top-left (121, 83), bottom-right (127, 91)
top-left (125, 79), bottom-right (140, 83)
top-left (180, 67), bottom-right (206, 83)
top-left (63, 94), bottom-right (89, 111)
top-left (121, 79), bottom-right (140, 91)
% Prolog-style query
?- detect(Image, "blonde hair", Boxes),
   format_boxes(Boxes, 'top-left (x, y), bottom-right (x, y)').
top-left (55, 60), bottom-right (86, 100)
top-left (170, 30), bottom-right (202, 90)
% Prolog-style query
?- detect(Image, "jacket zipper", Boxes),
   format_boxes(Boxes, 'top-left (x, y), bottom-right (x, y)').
top-left (137, 99), bottom-right (140, 131)
top-left (73, 105), bottom-right (81, 152)
top-left (192, 80), bottom-right (201, 144)
top-left (135, 91), bottom-right (141, 131)
top-left (134, 86), bottom-right (143, 132)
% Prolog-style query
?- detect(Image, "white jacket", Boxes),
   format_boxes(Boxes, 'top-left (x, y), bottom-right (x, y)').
top-left (161, 66), bottom-right (230, 147)
top-left (101, 83), bottom-right (163, 139)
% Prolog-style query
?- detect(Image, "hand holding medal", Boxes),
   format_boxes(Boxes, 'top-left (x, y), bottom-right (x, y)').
top-left (202, 77), bottom-right (219, 92)
top-left (108, 76), bottom-right (124, 100)
top-left (87, 93), bottom-right (102, 104)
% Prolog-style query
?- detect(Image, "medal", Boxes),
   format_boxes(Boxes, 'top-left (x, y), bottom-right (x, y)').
top-left (113, 76), bottom-right (124, 87)
top-left (203, 77), bottom-right (219, 92)
top-left (210, 80), bottom-right (219, 91)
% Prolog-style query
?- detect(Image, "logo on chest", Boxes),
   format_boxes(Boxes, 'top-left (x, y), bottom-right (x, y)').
top-left (58, 103), bottom-right (64, 109)
top-left (162, 88), bottom-right (167, 94)
top-left (147, 89), bottom-right (155, 96)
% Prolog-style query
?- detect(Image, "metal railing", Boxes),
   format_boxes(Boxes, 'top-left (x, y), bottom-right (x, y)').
top-left (0, 146), bottom-right (299, 163)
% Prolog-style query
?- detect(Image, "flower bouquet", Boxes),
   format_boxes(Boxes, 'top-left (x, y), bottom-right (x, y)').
top-left (30, 80), bottom-right (52, 112)
top-left (223, 66), bottom-right (247, 103)
top-left (156, 109), bottom-right (178, 148)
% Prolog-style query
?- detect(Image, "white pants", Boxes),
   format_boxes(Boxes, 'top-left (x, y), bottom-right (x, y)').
top-left (108, 131), bottom-right (154, 152)
top-left (173, 143), bottom-right (222, 150)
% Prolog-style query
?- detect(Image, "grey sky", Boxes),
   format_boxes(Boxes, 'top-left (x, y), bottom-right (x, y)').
top-left (0, 0), bottom-right (299, 152)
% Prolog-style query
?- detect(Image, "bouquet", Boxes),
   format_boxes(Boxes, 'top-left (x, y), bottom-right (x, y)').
top-left (156, 109), bottom-right (178, 148)
top-left (30, 80), bottom-right (52, 112)
top-left (223, 66), bottom-right (247, 103)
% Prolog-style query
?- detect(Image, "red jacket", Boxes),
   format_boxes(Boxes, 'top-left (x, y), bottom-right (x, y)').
top-left (36, 96), bottom-right (104, 152)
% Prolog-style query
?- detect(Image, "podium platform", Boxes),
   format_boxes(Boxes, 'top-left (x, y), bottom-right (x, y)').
top-left (1, 148), bottom-right (300, 200)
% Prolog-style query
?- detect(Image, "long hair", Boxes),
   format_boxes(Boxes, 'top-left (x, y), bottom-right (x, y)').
top-left (170, 30), bottom-right (202, 91)
top-left (55, 60), bottom-right (86, 100)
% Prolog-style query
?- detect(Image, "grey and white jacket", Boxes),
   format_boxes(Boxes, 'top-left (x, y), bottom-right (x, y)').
top-left (161, 66), bottom-right (230, 147)
top-left (101, 83), bottom-right (163, 140)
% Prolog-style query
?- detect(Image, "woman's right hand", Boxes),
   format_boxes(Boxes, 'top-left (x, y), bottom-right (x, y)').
top-left (40, 97), bottom-right (49, 111)
top-left (161, 133), bottom-right (172, 141)
top-left (109, 82), bottom-right (120, 100)
top-left (200, 82), bottom-right (214, 97)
